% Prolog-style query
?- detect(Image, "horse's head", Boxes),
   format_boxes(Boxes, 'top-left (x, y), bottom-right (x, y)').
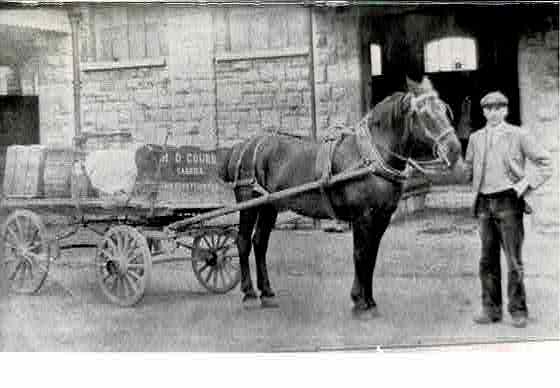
top-left (405, 76), bottom-right (462, 167)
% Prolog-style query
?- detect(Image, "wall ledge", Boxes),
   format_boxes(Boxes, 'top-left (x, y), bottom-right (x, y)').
top-left (215, 47), bottom-right (309, 62)
top-left (82, 57), bottom-right (166, 72)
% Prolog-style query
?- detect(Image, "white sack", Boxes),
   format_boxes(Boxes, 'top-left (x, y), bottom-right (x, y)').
top-left (84, 145), bottom-right (141, 196)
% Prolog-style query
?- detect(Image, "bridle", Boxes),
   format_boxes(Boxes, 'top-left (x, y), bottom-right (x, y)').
top-left (408, 91), bottom-right (456, 169)
top-left (354, 91), bottom-right (456, 181)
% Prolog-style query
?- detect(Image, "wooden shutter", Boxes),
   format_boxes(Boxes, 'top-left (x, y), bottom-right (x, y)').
top-left (96, 7), bottom-right (113, 61)
top-left (249, 9), bottom-right (269, 50)
top-left (269, 7), bottom-right (288, 49)
top-left (111, 8), bottom-right (129, 61)
top-left (229, 9), bottom-right (250, 51)
top-left (128, 7), bottom-right (146, 59)
top-left (287, 7), bottom-right (306, 48)
top-left (145, 7), bottom-right (163, 58)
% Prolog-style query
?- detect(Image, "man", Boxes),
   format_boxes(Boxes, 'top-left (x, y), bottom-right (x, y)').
top-left (460, 91), bottom-right (552, 328)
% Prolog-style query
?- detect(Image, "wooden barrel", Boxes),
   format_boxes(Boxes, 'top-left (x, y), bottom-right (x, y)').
top-left (2, 145), bottom-right (46, 198)
top-left (42, 148), bottom-right (79, 198)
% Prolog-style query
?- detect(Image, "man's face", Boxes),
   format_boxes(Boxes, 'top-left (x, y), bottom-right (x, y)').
top-left (482, 104), bottom-right (508, 127)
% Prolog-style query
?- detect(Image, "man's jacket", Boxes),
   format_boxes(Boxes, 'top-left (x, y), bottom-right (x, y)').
top-left (460, 122), bottom-right (552, 213)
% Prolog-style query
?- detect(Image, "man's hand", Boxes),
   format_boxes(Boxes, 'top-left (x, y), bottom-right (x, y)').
top-left (512, 179), bottom-right (530, 197)
top-left (450, 157), bottom-right (472, 184)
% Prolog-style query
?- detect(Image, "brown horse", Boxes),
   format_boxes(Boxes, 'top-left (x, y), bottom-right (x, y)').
top-left (219, 76), bottom-right (462, 318)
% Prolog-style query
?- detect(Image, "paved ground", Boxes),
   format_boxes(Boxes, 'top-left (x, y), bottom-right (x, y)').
top-left (0, 189), bottom-right (558, 351)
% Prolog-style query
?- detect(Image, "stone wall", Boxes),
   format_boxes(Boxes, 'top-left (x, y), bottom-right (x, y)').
top-left (166, 7), bottom-right (216, 149)
top-left (216, 55), bottom-right (312, 146)
top-left (313, 8), bottom-right (363, 137)
top-left (77, 5), bottom-right (365, 150)
top-left (0, 66), bottom-right (21, 95)
top-left (78, 5), bottom-right (217, 151)
top-left (19, 31), bottom-right (74, 146)
top-left (81, 65), bottom-right (172, 149)
top-left (518, 25), bottom-right (559, 227)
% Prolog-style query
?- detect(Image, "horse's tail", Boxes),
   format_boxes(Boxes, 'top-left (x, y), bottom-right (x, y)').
top-left (216, 146), bottom-right (234, 183)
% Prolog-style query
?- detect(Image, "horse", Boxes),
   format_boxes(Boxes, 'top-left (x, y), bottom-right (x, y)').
top-left (218, 76), bottom-right (462, 318)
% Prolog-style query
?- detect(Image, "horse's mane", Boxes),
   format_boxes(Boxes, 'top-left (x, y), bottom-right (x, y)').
top-left (365, 92), bottom-right (411, 135)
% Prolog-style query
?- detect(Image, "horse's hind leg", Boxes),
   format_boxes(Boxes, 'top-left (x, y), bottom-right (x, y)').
top-left (252, 205), bottom-right (279, 308)
top-left (237, 208), bottom-right (259, 306)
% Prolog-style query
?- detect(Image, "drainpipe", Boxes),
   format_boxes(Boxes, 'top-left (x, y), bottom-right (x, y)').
top-left (308, 6), bottom-right (320, 229)
top-left (68, 7), bottom-right (82, 148)
top-left (308, 6), bottom-right (318, 141)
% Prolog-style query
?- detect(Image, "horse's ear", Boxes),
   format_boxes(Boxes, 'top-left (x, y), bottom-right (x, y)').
top-left (406, 76), bottom-right (418, 92)
top-left (420, 76), bottom-right (433, 91)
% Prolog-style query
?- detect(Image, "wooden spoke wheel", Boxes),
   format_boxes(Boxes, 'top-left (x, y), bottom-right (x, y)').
top-left (192, 228), bottom-right (240, 294)
top-left (0, 210), bottom-right (50, 294)
top-left (95, 225), bottom-right (152, 307)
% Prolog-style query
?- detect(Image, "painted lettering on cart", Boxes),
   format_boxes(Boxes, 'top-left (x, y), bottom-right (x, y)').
top-left (153, 146), bottom-right (219, 182)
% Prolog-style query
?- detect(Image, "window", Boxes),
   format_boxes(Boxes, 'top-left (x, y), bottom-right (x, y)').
top-left (92, 6), bottom-right (168, 62)
top-left (225, 6), bottom-right (307, 52)
top-left (424, 36), bottom-right (477, 73)
top-left (369, 43), bottom-right (382, 76)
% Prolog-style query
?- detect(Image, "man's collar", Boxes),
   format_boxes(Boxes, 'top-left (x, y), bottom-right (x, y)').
top-left (485, 121), bottom-right (508, 132)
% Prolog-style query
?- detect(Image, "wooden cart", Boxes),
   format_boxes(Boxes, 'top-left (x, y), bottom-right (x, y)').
top-left (0, 144), bottom-right (242, 306)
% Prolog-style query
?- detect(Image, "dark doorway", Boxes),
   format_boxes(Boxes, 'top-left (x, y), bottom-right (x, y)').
top-left (0, 95), bottom-right (40, 186)
top-left (0, 96), bottom-right (39, 146)
top-left (361, 5), bottom-right (525, 159)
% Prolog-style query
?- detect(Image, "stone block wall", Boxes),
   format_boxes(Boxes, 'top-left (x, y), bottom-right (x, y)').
top-left (215, 55), bottom-right (312, 146)
top-left (76, 5), bottom-right (365, 151)
top-left (0, 66), bottom-right (21, 95)
top-left (80, 65), bottom-right (172, 149)
top-left (78, 5), bottom-right (217, 151)
top-left (166, 7), bottom-right (217, 150)
top-left (19, 31), bottom-right (74, 146)
top-left (313, 8), bottom-right (363, 137)
top-left (518, 25), bottom-right (559, 227)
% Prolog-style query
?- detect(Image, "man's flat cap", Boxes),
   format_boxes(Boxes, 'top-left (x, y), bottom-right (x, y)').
top-left (480, 91), bottom-right (509, 107)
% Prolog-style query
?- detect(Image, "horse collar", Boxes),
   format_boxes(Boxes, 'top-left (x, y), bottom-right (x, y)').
top-left (354, 116), bottom-right (408, 184)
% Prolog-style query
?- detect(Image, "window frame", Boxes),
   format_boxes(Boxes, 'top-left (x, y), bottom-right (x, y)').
top-left (424, 36), bottom-right (478, 73)
top-left (85, 5), bottom-right (168, 70)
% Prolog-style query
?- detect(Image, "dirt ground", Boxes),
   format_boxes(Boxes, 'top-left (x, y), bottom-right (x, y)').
top-left (0, 199), bottom-right (558, 352)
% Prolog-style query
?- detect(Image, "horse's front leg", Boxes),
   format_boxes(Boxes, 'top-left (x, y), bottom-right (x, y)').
top-left (350, 209), bottom-right (392, 319)
top-left (252, 205), bottom-right (279, 308)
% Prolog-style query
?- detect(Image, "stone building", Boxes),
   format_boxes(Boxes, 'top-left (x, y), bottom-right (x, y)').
top-left (0, 8), bottom-right (74, 146)
top-left (0, 3), bottom-right (558, 223)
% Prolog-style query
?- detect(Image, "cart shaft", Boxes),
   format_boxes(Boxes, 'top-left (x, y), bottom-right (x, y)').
top-left (168, 166), bottom-right (373, 231)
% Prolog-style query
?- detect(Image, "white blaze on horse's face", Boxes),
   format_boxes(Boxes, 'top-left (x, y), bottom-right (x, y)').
top-left (408, 80), bottom-right (461, 167)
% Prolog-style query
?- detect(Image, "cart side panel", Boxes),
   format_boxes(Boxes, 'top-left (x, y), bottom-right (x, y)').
top-left (133, 144), bottom-right (236, 210)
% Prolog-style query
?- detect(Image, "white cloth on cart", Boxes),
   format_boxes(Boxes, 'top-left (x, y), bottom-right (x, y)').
top-left (84, 145), bottom-right (141, 196)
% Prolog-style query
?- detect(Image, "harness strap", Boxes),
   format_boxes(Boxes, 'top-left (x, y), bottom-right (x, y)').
top-left (233, 137), bottom-right (257, 185)
top-left (354, 116), bottom-right (409, 183)
top-left (317, 135), bottom-right (345, 220)
top-left (233, 135), bottom-right (270, 195)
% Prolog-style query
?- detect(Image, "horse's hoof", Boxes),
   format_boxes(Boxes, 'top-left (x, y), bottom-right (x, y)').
top-left (352, 305), bottom-right (380, 320)
top-left (242, 294), bottom-right (260, 310)
top-left (260, 296), bottom-right (279, 309)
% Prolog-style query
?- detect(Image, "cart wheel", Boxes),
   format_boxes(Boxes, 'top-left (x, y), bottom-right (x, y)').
top-left (192, 228), bottom-right (240, 294)
top-left (95, 225), bottom-right (151, 307)
top-left (0, 210), bottom-right (50, 294)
